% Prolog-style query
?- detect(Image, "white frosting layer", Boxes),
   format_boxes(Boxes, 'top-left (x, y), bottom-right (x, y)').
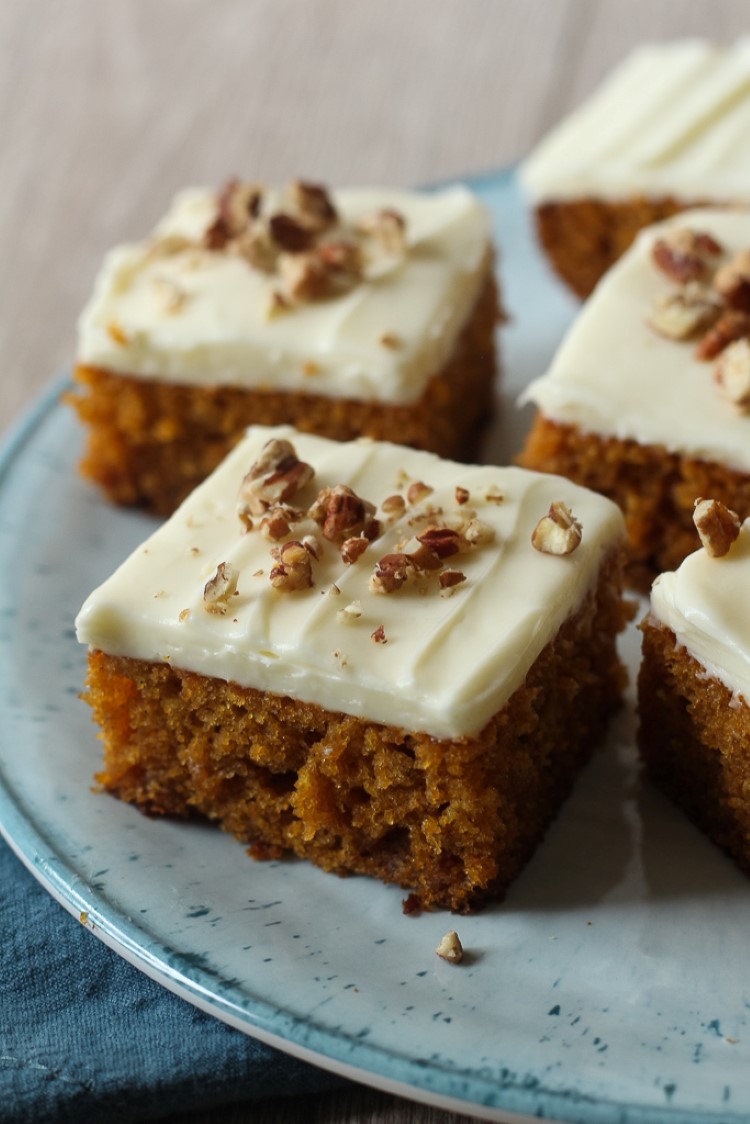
top-left (522, 209), bottom-right (750, 472)
top-left (76, 186), bottom-right (490, 405)
top-left (75, 426), bottom-right (624, 739)
top-left (650, 520), bottom-right (750, 703)
top-left (521, 39), bottom-right (750, 203)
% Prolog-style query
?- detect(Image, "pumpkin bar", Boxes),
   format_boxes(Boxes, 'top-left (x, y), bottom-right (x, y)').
top-left (521, 40), bottom-right (750, 297)
top-left (639, 501), bottom-right (750, 877)
top-left (69, 179), bottom-right (501, 515)
top-left (519, 209), bottom-right (750, 589)
top-left (75, 425), bottom-right (628, 912)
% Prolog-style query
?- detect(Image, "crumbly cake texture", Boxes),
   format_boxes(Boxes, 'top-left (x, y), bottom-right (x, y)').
top-left (76, 425), bottom-right (627, 911)
top-left (638, 515), bottom-right (750, 874)
top-left (519, 417), bottom-right (750, 591)
top-left (639, 621), bottom-right (750, 877)
top-left (521, 41), bottom-right (750, 296)
top-left (533, 196), bottom-right (687, 299)
top-left (519, 210), bottom-right (750, 589)
top-left (68, 179), bottom-right (501, 515)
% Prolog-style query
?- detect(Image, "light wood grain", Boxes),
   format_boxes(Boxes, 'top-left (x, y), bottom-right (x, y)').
top-left (3, 1), bottom-right (749, 1120)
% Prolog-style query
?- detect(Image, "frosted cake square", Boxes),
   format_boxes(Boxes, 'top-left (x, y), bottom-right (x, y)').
top-left (521, 40), bottom-right (750, 297)
top-left (69, 179), bottom-right (500, 515)
top-left (519, 209), bottom-right (750, 588)
top-left (639, 502), bottom-right (750, 875)
top-left (76, 425), bottom-right (627, 912)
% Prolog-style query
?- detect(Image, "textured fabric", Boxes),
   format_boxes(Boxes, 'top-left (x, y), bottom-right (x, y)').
top-left (0, 841), bottom-right (346, 1124)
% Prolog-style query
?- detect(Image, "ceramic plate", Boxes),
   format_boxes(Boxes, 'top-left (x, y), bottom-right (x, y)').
top-left (2, 170), bottom-right (750, 1124)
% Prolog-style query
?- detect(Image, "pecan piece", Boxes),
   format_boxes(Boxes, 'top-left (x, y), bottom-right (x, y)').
top-left (381, 493), bottom-right (407, 518)
top-left (316, 238), bottom-right (363, 290)
top-left (205, 179), bottom-right (263, 248)
top-left (289, 180), bottom-right (338, 231)
top-left (269, 540), bottom-right (313, 591)
top-left (234, 222), bottom-right (278, 272)
top-left (370, 553), bottom-right (413, 593)
top-left (371, 624), bottom-right (388, 644)
top-left (340, 536), bottom-right (370, 564)
top-left (415, 525), bottom-right (466, 561)
top-left (238, 438), bottom-right (315, 519)
top-left (259, 504), bottom-right (304, 542)
top-left (269, 212), bottom-right (315, 253)
top-left (651, 228), bottom-right (723, 284)
top-left (696, 310), bottom-right (750, 360)
top-left (360, 208), bottom-right (407, 255)
top-left (203, 562), bottom-right (239, 614)
top-left (693, 498), bottom-right (741, 557)
top-left (407, 481), bottom-right (433, 506)
top-left (714, 338), bottom-right (750, 411)
top-left (337, 600), bottom-right (363, 624)
top-left (462, 516), bottom-right (496, 546)
top-left (438, 569), bottom-right (466, 593)
top-left (648, 282), bottom-right (722, 341)
top-left (278, 251), bottom-right (331, 302)
top-left (714, 249), bottom-right (750, 312)
top-left (531, 502), bottom-right (582, 556)
top-left (435, 930), bottom-right (463, 964)
top-left (309, 484), bottom-right (378, 543)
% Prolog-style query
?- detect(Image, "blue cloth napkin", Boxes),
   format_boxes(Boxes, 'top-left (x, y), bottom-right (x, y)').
top-left (0, 840), bottom-right (347, 1124)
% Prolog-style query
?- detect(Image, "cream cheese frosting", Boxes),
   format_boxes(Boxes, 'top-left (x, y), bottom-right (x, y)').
top-left (75, 425), bottom-right (625, 739)
top-left (521, 39), bottom-right (750, 203)
top-left (521, 209), bottom-right (750, 472)
top-left (76, 185), bottom-right (491, 405)
top-left (650, 519), bottom-right (750, 703)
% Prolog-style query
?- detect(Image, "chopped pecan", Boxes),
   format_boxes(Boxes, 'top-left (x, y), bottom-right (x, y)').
top-left (337, 600), bottom-right (363, 624)
top-left (301, 534), bottom-right (321, 559)
top-left (316, 238), bottom-right (362, 289)
top-left (455, 486), bottom-right (470, 506)
top-left (714, 338), bottom-right (750, 410)
top-left (203, 562), bottom-right (239, 614)
top-left (269, 212), bottom-right (315, 252)
top-left (531, 502), bottom-right (582, 556)
top-left (309, 484), bottom-right (378, 543)
top-left (435, 930), bottom-right (463, 964)
top-left (714, 249), bottom-right (750, 311)
top-left (370, 553), bottom-right (413, 593)
top-left (289, 180), bottom-right (338, 230)
top-left (463, 517), bottom-right (495, 546)
top-left (415, 525), bottom-right (466, 560)
top-left (278, 251), bottom-right (331, 302)
top-left (205, 179), bottom-right (263, 248)
top-left (693, 497), bottom-right (741, 557)
top-left (651, 228), bottom-right (723, 284)
top-left (259, 504), bottom-right (303, 542)
top-left (340, 536), bottom-right (370, 564)
top-left (381, 494), bottom-right (406, 518)
top-left (269, 540), bottom-right (313, 591)
top-left (648, 283), bottom-right (722, 341)
top-left (371, 624), bottom-right (387, 643)
top-left (238, 438), bottom-right (315, 518)
top-left (696, 310), bottom-right (750, 360)
top-left (360, 208), bottom-right (407, 255)
top-left (439, 569), bottom-right (466, 592)
top-left (407, 481), bottom-right (433, 505)
top-left (234, 222), bottom-right (278, 272)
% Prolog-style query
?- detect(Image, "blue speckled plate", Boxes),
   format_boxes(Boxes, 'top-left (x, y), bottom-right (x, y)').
top-left (2, 170), bottom-right (750, 1124)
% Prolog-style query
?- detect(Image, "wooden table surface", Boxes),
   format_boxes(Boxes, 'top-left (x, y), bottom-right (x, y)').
top-left (2, 2), bottom-right (747, 1121)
